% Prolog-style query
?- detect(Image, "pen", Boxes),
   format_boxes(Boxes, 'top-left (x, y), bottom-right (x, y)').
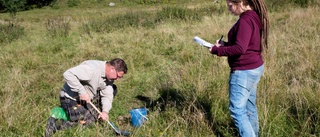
top-left (218, 35), bottom-right (224, 43)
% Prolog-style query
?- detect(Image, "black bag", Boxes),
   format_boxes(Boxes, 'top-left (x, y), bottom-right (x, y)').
top-left (67, 104), bottom-right (88, 121)
top-left (60, 98), bottom-right (89, 122)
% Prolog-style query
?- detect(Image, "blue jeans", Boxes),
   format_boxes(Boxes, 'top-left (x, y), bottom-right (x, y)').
top-left (228, 65), bottom-right (264, 137)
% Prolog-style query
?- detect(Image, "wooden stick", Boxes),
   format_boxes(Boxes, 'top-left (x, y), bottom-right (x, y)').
top-left (88, 101), bottom-right (102, 114)
top-left (88, 102), bottom-right (120, 133)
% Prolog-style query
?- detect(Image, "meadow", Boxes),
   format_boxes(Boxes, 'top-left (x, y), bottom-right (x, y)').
top-left (0, 0), bottom-right (319, 136)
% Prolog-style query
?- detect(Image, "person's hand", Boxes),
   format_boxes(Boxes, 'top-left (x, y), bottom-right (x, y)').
top-left (209, 39), bottom-right (224, 52)
top-left (98, 112), bottom-right (109, 121)
top-left (79, 93), bottom-right (90, 103)
top-left (214, 39), bottom-right (224, 47)
top-left (209, 46), bottom-right (213, 51)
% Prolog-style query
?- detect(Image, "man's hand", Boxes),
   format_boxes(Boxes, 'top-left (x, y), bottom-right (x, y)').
top-left (98, 112), bottom-right (109, 121)
top-left (79, 93), bottom-right (90, 103)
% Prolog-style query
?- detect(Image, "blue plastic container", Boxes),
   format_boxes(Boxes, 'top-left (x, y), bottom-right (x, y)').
top-left (130, 108), bottom-right (148, 127)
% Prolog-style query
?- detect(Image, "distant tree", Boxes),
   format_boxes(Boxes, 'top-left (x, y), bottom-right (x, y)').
top-left (0, 0), bottom-right (27, 19)
top-left (0, 0), bottom-right (55, 13)
top-left (26, 0), bottom-right (55, 9)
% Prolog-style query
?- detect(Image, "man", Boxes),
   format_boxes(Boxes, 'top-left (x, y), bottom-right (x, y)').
top-left (45, 58), bottom-right (128, 137)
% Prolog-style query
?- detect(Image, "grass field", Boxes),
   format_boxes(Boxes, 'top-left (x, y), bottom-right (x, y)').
top-left (0, 0), bottom-right (319, 136)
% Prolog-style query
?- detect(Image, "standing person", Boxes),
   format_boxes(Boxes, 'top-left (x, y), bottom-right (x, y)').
top-left (45, 58), bottom-right (128, 137)
top-left (209, 0), bottom-right (269, 137)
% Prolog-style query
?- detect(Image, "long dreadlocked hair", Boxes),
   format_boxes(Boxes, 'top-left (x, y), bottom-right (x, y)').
top-left (230, 0), bottom-right (269, 51)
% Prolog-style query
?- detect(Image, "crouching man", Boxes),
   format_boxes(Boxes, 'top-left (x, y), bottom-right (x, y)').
top-left (45, 58), bottom-right (127, 137)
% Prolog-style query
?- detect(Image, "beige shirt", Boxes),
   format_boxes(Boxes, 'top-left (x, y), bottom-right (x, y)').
top-left (60, 60), bottom-right (114, 113)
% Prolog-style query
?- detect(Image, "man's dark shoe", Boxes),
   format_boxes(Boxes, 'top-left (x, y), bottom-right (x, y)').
top-left (45, 117), bottom-right (57, 137)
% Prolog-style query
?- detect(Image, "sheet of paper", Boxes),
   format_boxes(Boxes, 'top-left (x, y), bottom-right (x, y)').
top-left (193, 36), bottom-right (213, 48)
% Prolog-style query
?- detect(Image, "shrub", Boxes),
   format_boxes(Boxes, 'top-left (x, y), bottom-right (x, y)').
top-left (155, 6), bottom-right (202, 22)
top-left (82, 11), bottom-right (156, 34)
top-left (0, 23), bottom-right (25, 44)
top-left (67, 0), bottom-right (79, 7)
top-left (120, 0), bottom-right (174, 5)
top-left (45, 16), bottom-right (71, 37)
top-left (0, 0), bottom-right (26, 17)
top-left (82, 5), bottom-right (225, 34)
top-left (266, 0), bottom-right (318, 11)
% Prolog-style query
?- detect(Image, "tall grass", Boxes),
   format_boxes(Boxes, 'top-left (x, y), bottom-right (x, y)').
top-left (0, 23), bottom-right (25, 44)
top-left (0, 0), bottom-right (319, 136)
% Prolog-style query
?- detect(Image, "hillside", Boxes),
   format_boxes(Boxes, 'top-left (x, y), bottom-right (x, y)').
top-left (0, 0), bottom-right (319, 136)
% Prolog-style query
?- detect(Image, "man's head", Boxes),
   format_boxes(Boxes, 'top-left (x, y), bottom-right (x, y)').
top-left (105, 58), bottom-right (128, 81)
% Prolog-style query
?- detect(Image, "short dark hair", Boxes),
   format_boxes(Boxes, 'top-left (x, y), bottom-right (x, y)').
top-left (108, 58), bottom-right (128, 74)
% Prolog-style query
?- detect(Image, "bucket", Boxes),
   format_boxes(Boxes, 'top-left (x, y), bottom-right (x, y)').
top-left (130, 108), bottom-right (148, 127)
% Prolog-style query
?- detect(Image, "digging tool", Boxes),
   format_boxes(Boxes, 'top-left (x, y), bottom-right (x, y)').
top-left (88, 102), bottom-right (130, 136)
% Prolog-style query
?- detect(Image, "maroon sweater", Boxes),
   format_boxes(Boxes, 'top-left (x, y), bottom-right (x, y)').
top-left (211, 10), bottom-right (263, 71)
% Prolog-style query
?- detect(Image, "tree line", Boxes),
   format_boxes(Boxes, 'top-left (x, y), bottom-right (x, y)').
top-left (0, 0), bottom-right (54, 16)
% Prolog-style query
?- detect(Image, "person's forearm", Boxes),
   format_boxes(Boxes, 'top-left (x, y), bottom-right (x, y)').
top-left (101, 96), bottom-right (113, 112)
top-left (63, 70), bottom-right (86, 95)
